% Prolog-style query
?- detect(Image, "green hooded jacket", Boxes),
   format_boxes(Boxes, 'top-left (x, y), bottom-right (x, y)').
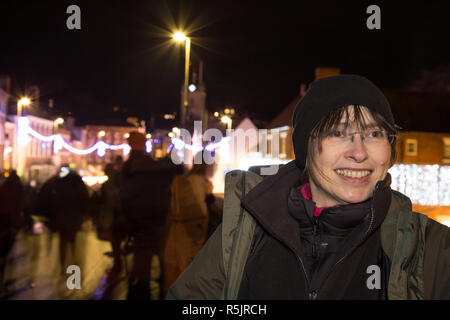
top-left (167, 162), bottom-right (450, 300)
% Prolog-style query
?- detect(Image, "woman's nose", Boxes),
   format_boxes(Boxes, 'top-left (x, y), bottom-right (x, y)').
top-left (345, 134), bottom-right (369, 162)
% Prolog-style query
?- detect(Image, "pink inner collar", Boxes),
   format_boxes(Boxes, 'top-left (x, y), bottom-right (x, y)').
top-left (300, 182), bottom-right (329, 217)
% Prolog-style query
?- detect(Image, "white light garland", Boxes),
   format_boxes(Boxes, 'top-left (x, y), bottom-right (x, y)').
top-left (389, 164), bottom-right (450, 206)
top-left (19, 117), bottom-right (449, 207)
top-left (18, 116), bottom-right (227, 158)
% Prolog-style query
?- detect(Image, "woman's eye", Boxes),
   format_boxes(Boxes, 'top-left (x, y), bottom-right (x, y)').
top-left (330, 130), bottom-right (344, 137)
top-left (368, 130), bottom-right (385, 138)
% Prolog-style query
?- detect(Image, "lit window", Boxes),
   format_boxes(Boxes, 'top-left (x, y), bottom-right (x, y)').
top-left (443, 137), bottom-right (450, 164)
top-left (405, 139), bottom-right (418, 156)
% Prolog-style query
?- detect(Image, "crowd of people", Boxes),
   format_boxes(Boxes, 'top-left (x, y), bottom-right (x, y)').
top-left (0, 131), bottom-right (223, 300)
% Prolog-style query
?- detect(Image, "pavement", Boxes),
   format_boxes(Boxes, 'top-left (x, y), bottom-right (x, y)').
top-left (0, 219), bottom-right (161, 300)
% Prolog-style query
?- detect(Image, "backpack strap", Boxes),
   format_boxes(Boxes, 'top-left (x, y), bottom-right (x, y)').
top-left (221, 170), bottom-right (262, 299)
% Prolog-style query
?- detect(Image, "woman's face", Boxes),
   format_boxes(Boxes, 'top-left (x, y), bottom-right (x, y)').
top-left (308, 107), bottom-right (391, 207)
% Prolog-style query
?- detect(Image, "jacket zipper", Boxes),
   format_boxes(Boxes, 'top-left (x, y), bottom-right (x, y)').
top-left (312, 216), bottom-right (319, 259)
top-left (307, 183), bottom-right (379, 299)
top-left (242, 182), bottom-right (380, 300)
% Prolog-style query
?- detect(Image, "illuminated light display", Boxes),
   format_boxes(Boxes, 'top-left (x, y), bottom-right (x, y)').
top-left (389, 164), bottom-right (450, 206)
top-left (21, 118), bottom-right (132, 156)
top-left (82, 175), bottom-right (109, 186)
top-left (97, 144), bottom-right (106, 157)
top-left (122, 145), bottom-right (131, 157)
top-left (17, 117), bottom-right (450, 208)
top-left (20, 117), bottom-right (228, 158)
top-left (17, 117), bottom-right (31, 146)
top-left (146, 140), bottom-right (152, 153)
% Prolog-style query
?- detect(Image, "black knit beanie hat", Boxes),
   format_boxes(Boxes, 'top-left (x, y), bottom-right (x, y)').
top-left (292, 74), bottom-right (395, 169)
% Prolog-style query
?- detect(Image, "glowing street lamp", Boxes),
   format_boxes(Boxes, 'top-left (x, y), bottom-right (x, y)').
top-left (98, 131), bottom-right (106, 138)
top-left (54, 117), bottom-right (64, 133)
top-left (221, 115), bottom-right (232, 131)
top-left (173, 31), bottom-right (191, 128)
top-left (17, 97), bottom-right (31, 117)
top-left (173, 32), bottom-right (186, 42)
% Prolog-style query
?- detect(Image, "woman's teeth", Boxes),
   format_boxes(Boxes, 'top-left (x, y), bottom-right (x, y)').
top-left (336, 169), bottom-right (371, 178)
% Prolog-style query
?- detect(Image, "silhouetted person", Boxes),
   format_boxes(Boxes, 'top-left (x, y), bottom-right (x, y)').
top-left (100, 163), bottom-right (125, 278)
top-left (120, 132), bottom-right (179, 300)
top-left (35, 166), bottom-right (89, 274)
top-left (0, 170), bottom-right (23, 296)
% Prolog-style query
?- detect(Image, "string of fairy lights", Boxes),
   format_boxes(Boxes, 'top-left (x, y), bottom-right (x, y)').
top-left (17, 116), bottom-right (230, 158)
top-left (14, 117), bottom-right (450, 209)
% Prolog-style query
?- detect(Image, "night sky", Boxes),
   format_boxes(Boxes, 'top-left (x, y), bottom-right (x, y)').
top-left (0, 0), bottom-right (449, 125)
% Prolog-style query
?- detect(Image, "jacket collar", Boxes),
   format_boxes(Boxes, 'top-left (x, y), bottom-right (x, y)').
top-left (241, 161), bottom-right (307, 257)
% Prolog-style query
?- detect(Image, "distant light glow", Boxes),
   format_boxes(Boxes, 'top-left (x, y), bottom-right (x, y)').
top-left (4, 146), bottom-right (13, 154)
top-left (82, 175), bottom-right (109, 186)
top-left (188, 84), bottom-right (197, 92)
top-left (146, 140), bottom-right (152, 153)
top-left (164, 114), bottom-right (175, 120)
top-left (59, 167), bottom-right (70, 178)
top-left (221, 115), bottom-right (231, 124)
top-left (123, 145), bottom-right (131, 157)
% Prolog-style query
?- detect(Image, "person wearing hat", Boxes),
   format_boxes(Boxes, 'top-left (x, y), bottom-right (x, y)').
top-left (166, 75), bottom-right (449, 300)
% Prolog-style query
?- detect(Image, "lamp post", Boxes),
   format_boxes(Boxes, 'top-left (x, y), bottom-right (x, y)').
top-left (15, 97), bottom-right (31, 178)
top-left (173, 32), bottom-right (191, 128)
top-left (54, 117), bottom-right (64, 134)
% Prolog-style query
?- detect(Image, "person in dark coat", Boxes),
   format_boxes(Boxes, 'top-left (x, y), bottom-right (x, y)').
top-left (99, 163), bottom-right (125, 278)
top-left (0, 171), bottom-right (23, 293)
top-left (35, 166), bottom-right (90, 274)
top-left (120, 132), bottom-right (181, 300)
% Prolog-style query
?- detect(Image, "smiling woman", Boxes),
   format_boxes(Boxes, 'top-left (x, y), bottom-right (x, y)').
top-left (167, 74), bottom-right (450, 301)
